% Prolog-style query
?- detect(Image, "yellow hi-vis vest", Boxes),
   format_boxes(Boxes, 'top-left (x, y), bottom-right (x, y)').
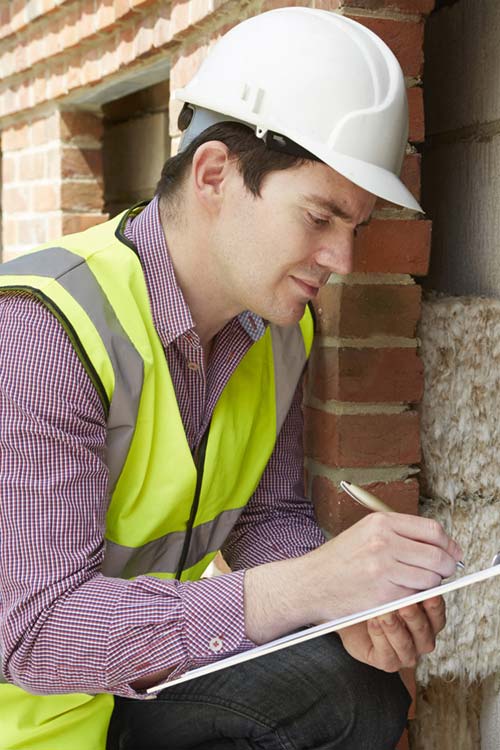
top-left (0, 204), bottom-right (314, 750)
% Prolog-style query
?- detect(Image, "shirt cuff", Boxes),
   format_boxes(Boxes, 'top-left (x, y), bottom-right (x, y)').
top-left (173, 570), bottom-right (256, 678)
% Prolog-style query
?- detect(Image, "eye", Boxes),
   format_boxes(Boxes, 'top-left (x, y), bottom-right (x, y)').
top-left (307, 212), bottom-right (330, 227)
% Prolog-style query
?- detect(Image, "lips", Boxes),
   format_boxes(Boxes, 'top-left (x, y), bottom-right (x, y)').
top-left (291, 276), bottom-right (322, 297)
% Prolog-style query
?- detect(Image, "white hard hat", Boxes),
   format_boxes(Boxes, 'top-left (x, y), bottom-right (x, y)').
top-left (175, 7), bottom-right (421, 212)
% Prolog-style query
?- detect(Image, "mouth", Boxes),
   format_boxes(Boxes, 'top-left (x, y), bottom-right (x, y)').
top-left (290, 276), bottom-right (322, 298)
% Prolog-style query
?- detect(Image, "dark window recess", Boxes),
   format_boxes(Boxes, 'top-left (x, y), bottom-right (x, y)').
top-left (102, 81), bottom-right (171, 218)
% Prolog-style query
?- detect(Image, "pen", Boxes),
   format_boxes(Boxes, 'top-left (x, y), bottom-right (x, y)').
top-left (339, 480), bottom-right (465, 572)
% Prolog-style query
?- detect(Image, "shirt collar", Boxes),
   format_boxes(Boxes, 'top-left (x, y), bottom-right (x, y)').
top-left (123, 196), bottom-right (266, 345)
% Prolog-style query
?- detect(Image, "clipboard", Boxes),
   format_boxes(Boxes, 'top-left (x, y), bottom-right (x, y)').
top-left (147, 561), bottom-right (500, 694)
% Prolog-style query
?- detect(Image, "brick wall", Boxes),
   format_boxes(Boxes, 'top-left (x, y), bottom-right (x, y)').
top-left (302, 1), bottom-right (432, 536)
top-left (0, 1), bottom-right (435, 746)
top-left (2, 108), bottom-right (106, 256)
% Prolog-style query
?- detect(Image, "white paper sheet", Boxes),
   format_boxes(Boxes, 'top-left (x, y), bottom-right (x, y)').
top-left (147, 563), bottom-right (500, 694)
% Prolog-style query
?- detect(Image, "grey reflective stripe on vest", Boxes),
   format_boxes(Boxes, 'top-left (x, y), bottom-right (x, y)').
top-left (101, 506), bottom-right (245, 578)
top-left (270, 322), bottom-right (307, 434)
top-left (0, 247), bottom-right (143, 497)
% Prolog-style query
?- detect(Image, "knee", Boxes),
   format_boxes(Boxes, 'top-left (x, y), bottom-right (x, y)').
top-left (326, 637), bottom-right (411, 748)
top-left (288, 635), bottom-right (411, 749)
top-left (350, 664), bottom-right (411, 748)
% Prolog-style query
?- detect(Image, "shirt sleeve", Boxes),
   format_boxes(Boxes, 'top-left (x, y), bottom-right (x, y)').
top-left (0, 294), bottom-right (255, 699)
top-left (222, 378), bottom-right (325, 571)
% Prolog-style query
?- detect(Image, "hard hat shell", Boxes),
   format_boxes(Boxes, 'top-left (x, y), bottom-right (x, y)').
top-left (174, 8), bottom-right (421, 212)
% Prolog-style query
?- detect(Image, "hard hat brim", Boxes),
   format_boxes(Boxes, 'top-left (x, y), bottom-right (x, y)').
top-left (316, 147), bottom-right (423, 213)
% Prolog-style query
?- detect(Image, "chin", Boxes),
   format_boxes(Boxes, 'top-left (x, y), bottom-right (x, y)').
top-left (268, 305), bottom-right (306, 328)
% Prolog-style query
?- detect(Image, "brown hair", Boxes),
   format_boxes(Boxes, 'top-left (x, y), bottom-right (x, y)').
top-left (155, 120), bottom-right (306, 214)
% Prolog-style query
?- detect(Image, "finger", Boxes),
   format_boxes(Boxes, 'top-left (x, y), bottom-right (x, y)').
top-left (390, 535), bottom-right (459, 580)
top-left (388, 515), bottom-right (463, 561)
top-left (397, 603), bottom-right (436, 655)
top-left (366, 618), bottom-right (401, 672)
top-left (421, 596), bottom-right (446, 636)
top-left (387, 561), bottom-right (443, 591)
top-left (372, 613), bottom-right (417, 668)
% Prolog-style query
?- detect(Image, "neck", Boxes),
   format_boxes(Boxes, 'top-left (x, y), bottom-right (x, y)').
top-left (158, 203), bottom-right (239, 351)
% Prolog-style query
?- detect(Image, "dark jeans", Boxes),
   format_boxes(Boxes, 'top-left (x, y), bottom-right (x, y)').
top-left (107, 634), bottom-right (410, 750)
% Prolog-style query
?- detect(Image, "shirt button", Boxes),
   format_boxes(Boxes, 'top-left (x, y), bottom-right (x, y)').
top-left (187, 361), bottom-right (199, 371)
top-left (208, 636), bottom-right (223, 653)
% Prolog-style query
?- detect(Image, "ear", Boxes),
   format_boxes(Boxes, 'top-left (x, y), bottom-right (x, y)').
top-left (190, 141), bottom-right (232, 214)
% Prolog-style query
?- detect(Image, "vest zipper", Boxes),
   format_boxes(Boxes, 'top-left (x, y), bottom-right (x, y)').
top-left (175, 423), bottom-right (211, 580)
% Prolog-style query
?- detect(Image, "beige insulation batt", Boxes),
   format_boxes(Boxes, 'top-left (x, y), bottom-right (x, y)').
top-left (416, 296), bottom-right (500, 686)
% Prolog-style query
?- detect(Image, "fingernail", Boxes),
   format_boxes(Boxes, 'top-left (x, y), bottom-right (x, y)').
top-left (383, 614), bottom-right (395, 626)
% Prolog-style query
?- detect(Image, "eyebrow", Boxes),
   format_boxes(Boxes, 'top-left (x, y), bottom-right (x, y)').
top-left (301, 193), bottom-right (372, 226)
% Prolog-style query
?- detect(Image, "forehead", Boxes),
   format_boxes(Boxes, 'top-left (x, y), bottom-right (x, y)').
top-left (261, 160), bottom-right (376, 219)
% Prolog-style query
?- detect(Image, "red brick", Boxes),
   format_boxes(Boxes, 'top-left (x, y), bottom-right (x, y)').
top-left (304, 408), bottom-right (420, 467)
top-left (189, 0), bottom-right (213, 26)
top-left (353, 219), bottom-right (431, 275)
top-left (10, 0), bottom-right (26, 33)
top-left (80, 46), bottom-right (104, 85)
top-left (170, 45), bottom-right (210, 90)
top-left (61, 147), bottom-right (103, 179)
top-left (14, 39), bottom-right (28, 70)
top-left (67, 59), bottom-right (84, 90)
top-left (61, 181), bottom-right (104, 212)
top-left (62, 213), bottom-right (108, 234)
top-left (2, 123), bottom-right (31, 151)
top-left (0, 3), bottom-right (10, 33)
top-left (312, 475), bottom-right (419, 535)
top-left (261, 0), bottom-right (314, 12)
top-left (133, 18), bottom-right (155, 58)
top-left (153, 11), bottom-right (173, 48)
top-left (128, 0), bottom-right (160, 10)
top-left (1, 154), bottom-right (17, 182)
top-left (32, 114), bottom-right (58, 146)
top-left (28, 26), bottom-right (45, 67)
top-left (33, 183), bottom-right (60, 212)
top-left (377, 153), bottom-right (422, 211)
top-left (17, 217), bottom-right (49, 247)
top-left (18, 81), bottom-right (33, 110)
top-left (3, 186), bottom-right (30, 213)
top-left (95, 0), bottom-right (116, 32)
top-left (61, 5), bottom-right (81, 49)
top-left (60, 111), bottom-right (103, 143)
top-left (19, 151), bottom-right (47, 181)
top-left (318, 0), bottom-right (434, 12)
top-left (0, 50), bottom-right (13, 79)
top-left (349, 15), bottom-right (424, 78)
top-left (114, 0), bottom-right (132, 19)
top-left (308, 346), bottom-right (424, 403)
top-left (3, 219), bottom-right (18, 247)
top-left (313, 284), bottom-right (421, 338)
top-left (408, 86), bottom-right (424, 143)
top-left (78, 0), bottom-right (98, 38)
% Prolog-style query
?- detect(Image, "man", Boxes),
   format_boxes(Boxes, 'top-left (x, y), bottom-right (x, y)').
top-left (0, 8), bottom-right (461, 750)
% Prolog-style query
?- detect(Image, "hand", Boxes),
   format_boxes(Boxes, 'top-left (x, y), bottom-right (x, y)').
top-left (301, 512), bottom-right (462, 623)
top-left (244, 513), bottom-right (461, 645)
top-left (338, 596), bottom-right (446, 671)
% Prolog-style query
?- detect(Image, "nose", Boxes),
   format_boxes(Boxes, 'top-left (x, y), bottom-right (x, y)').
top-left (314, 228), bottom-right (355, 275)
